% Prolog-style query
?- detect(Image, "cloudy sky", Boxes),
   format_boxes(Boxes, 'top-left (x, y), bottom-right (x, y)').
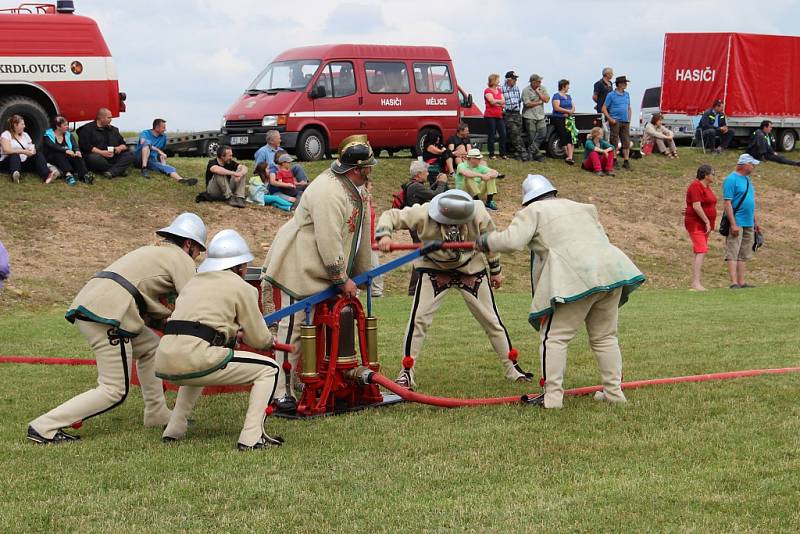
top-left (75, 0), bottom-right (799, 132)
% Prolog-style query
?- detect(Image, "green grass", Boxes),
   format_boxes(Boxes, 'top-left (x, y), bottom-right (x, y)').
top-left (2, 287), bottom-right (799, 532)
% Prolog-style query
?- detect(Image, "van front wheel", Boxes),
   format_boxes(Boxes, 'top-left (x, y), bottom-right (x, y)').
top-left (296, 128), bottom-right (326, 161)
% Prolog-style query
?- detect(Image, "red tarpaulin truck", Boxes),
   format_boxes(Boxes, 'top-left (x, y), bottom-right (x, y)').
top-left (640, 32), bottom-right (800, 151)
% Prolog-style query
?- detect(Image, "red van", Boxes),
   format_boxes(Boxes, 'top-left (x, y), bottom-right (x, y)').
top-left (220, 44), bottom-right (477, 160)
top-left (0, 2), bottom-right (126, 142)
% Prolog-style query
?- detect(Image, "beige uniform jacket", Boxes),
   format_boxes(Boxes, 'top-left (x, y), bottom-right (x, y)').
top-left (155, 270), bottom-right (272, 381)
top-left (375, 202), bottom-right (501, 275)
top-left (65, 243), bottom-right (196, 337)
top-left (263, 168), bottom-right (371, 298)
top-left (484, 199), bottom-right (645, 328)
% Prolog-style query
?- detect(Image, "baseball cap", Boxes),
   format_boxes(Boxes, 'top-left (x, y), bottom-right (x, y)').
top-left (737, 154), bottom-right (760, 166)
top-left (277, 153), bottom-right (295, 163)
top-left (529, 73), bottom-right (542, 82)
top-left (505, 71), bottom-right (519, 80)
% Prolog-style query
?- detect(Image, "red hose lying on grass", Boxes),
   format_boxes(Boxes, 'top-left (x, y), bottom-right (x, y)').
top-left (369, 367), bottom-right (800, 408)
top-left (3, 355), bottom-right (799, 406)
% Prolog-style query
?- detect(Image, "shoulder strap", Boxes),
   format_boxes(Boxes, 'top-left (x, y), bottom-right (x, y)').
top-left (733, 178), bottom-right (750, 213)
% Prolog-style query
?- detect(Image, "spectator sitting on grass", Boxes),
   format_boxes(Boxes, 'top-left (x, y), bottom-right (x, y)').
top-left (747, 120), bottom-right (800, 167)
top-left (267, 152), bottom-right (308, 203)
top-left (135, 118), bottom-right (197, 186)
top-left (77, 107), bottom-right (135, 178)
top-left (446, 122), bottom-right (472, 173)
top-left (423, 132), bottom-right (453, 175)
top-left (43, 115), bottom-right (92, 185)
top-left (582, 127), bottom-right (615, 176)
top-left (1, 114), bottom-right (54, 184)
top-left (205, 145), bottom-right (248, 208)
top-left (455, 148), bottom-right (502, 210)
top-left (642, 113), bottom-right (678, 158)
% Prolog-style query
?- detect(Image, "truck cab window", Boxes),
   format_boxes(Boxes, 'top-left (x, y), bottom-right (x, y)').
top-left (314, 62), bottom-right (356, 98)
top-left (413, 63), bottom-right (452, 94)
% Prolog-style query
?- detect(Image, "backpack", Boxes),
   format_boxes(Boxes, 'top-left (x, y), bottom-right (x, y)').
top-left (391, 181), bottom-right (412, 209)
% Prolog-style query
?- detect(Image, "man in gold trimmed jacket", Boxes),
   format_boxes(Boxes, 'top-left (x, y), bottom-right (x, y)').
top-left (262, 135), bottom-right (374, 412)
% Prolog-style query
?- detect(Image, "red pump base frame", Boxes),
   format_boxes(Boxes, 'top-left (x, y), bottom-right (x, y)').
top-left (294, 296), bottom-right (384, 418)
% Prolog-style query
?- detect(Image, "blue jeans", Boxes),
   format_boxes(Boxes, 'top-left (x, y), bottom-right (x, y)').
top-left (485, 117), bottom-right (506, 156)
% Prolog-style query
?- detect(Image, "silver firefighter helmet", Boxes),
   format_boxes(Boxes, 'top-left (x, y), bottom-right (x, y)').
top-left (156, 212), bottom-right (208, 251)
top-left (198, 229), bottom-right (254, 273)
top-left (522, 174), bottom-right (557, 205)
top-left (428, 189), bottom-right (476, 225)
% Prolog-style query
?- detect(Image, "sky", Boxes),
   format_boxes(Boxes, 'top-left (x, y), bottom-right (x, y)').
top-left (69, 0), bottom-right (800, 132)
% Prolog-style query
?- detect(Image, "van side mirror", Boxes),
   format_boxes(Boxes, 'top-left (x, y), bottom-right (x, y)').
top-left (463, 93), bottom-right (473, 108)
top-left (310, 85), bottom-right (326, 99)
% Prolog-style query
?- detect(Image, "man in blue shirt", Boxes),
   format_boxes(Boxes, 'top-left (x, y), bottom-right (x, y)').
top-left (722, 154), bottom-right (759, 288)
top-left (135, 119), bottom-right (197, 186)
top-left (254, 129), bottom-right (281, 173)
top-left (601, 76), bottom-right (633, 170)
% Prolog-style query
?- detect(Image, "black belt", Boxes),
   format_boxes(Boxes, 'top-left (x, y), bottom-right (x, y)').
top-left (163, 320), bottom-right (227, 347)
top-left (94, 271), bottom-right (146, 318)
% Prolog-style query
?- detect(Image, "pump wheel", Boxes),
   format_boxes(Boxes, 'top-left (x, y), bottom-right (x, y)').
top-left (0, 96), bottom-right (49, 147)
top-left (296, 128), bottom-right (326, 161)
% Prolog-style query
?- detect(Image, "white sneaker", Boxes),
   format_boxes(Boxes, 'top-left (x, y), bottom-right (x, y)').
top-left (11, 171), bottom-right (20, 183)
top-left (395, 368), bottom-right (416, 390)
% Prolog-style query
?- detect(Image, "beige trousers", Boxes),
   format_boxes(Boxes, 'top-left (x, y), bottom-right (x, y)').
top-left (207, 173), bottom-right (247, 200)
top-left (274, 290), bottom-right (315, 399)
top-left (162, 351), bottom-right (280, 447)
top-left (654, 137), bottom-right (678, 154)
top-left (30, 320), bottom-right (171, 438)
top-left (538, 287), bottom-right (626, 408)
top-left (403, 271), bottom-right (524, 381)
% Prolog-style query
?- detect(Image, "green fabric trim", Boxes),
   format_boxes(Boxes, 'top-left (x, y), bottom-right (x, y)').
top-left (262, 276), bottom-right (314, 300)
top-left (156, 349), bottom-right (234, 381)
top-left (65, 306), bottom-right (137, 338)
top-left (527, 275), bottom-right (647, 328)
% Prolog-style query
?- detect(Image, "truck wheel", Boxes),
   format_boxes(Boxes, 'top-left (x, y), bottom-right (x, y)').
top-left (413, 127), bottom-right (441, 158)
top-left (201, 139), bottom-right (220, 158)
top-left (0, 96), bottom-right (49, 146)
top-left (296, 128), bottom-right (326, 161)
top-left (776, 129), bottom-right (796, 152)
top-left (545, 133), bottom-right (565, 158)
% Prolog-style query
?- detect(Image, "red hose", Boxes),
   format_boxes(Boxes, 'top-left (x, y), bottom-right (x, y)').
top-left (370, 367), bottom-right (800, 408)
top-left (0, 356), bottom-right (95, 365)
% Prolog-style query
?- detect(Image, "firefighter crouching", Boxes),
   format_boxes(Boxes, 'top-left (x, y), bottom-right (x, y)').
top-left (27, 213), bottom-right (207, 444)
top-left (156, 230), bottom-right (283, 450)
top-left (376, 189), bottom-right (532, 390)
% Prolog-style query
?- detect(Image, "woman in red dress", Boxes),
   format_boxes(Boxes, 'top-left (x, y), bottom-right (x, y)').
top-left (684, 164), bottom-right (717, 291)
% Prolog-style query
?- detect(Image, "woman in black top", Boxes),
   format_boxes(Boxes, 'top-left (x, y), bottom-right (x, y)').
top-left (43, 116), bottom-right (92, 185)
top-left (422, 132), bottom-right (453, 180)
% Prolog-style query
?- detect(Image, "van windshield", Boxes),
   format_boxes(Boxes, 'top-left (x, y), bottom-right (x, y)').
top-left (247, 60), bottom-right (321, 93)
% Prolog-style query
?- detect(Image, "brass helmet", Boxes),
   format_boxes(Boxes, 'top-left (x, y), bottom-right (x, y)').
top-left (331, 134), bottom-right (377, 174)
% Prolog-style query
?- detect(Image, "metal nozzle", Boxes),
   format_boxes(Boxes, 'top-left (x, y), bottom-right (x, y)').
top-left (344, 366), bottom-right (374, 386)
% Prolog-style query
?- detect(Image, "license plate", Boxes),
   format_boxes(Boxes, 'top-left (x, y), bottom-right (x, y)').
top-left (230, 136), bottom-right (249, 145)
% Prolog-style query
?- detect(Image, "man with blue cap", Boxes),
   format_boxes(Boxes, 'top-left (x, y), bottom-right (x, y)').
top-left (722, 154), bottom-right (761, 289)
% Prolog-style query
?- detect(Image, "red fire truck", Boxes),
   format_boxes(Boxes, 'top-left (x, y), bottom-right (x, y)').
top-left (0, 1), bottom-right (125, 143)
top-left (220, 44), bottom-right (480, 160)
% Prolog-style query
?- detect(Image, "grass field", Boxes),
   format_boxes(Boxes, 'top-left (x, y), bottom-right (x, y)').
top-left (1, 148), bottom-right (799, 531)
top-left (1, 287), bottom-right (799, 532)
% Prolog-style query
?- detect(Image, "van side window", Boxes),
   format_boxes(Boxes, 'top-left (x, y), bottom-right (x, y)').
top-left (365, 61), bottom-right (410, 94)
top-left (413, 63), bottom-right (453, 94)
top-left (314, 61), bottom-right (356, 98)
